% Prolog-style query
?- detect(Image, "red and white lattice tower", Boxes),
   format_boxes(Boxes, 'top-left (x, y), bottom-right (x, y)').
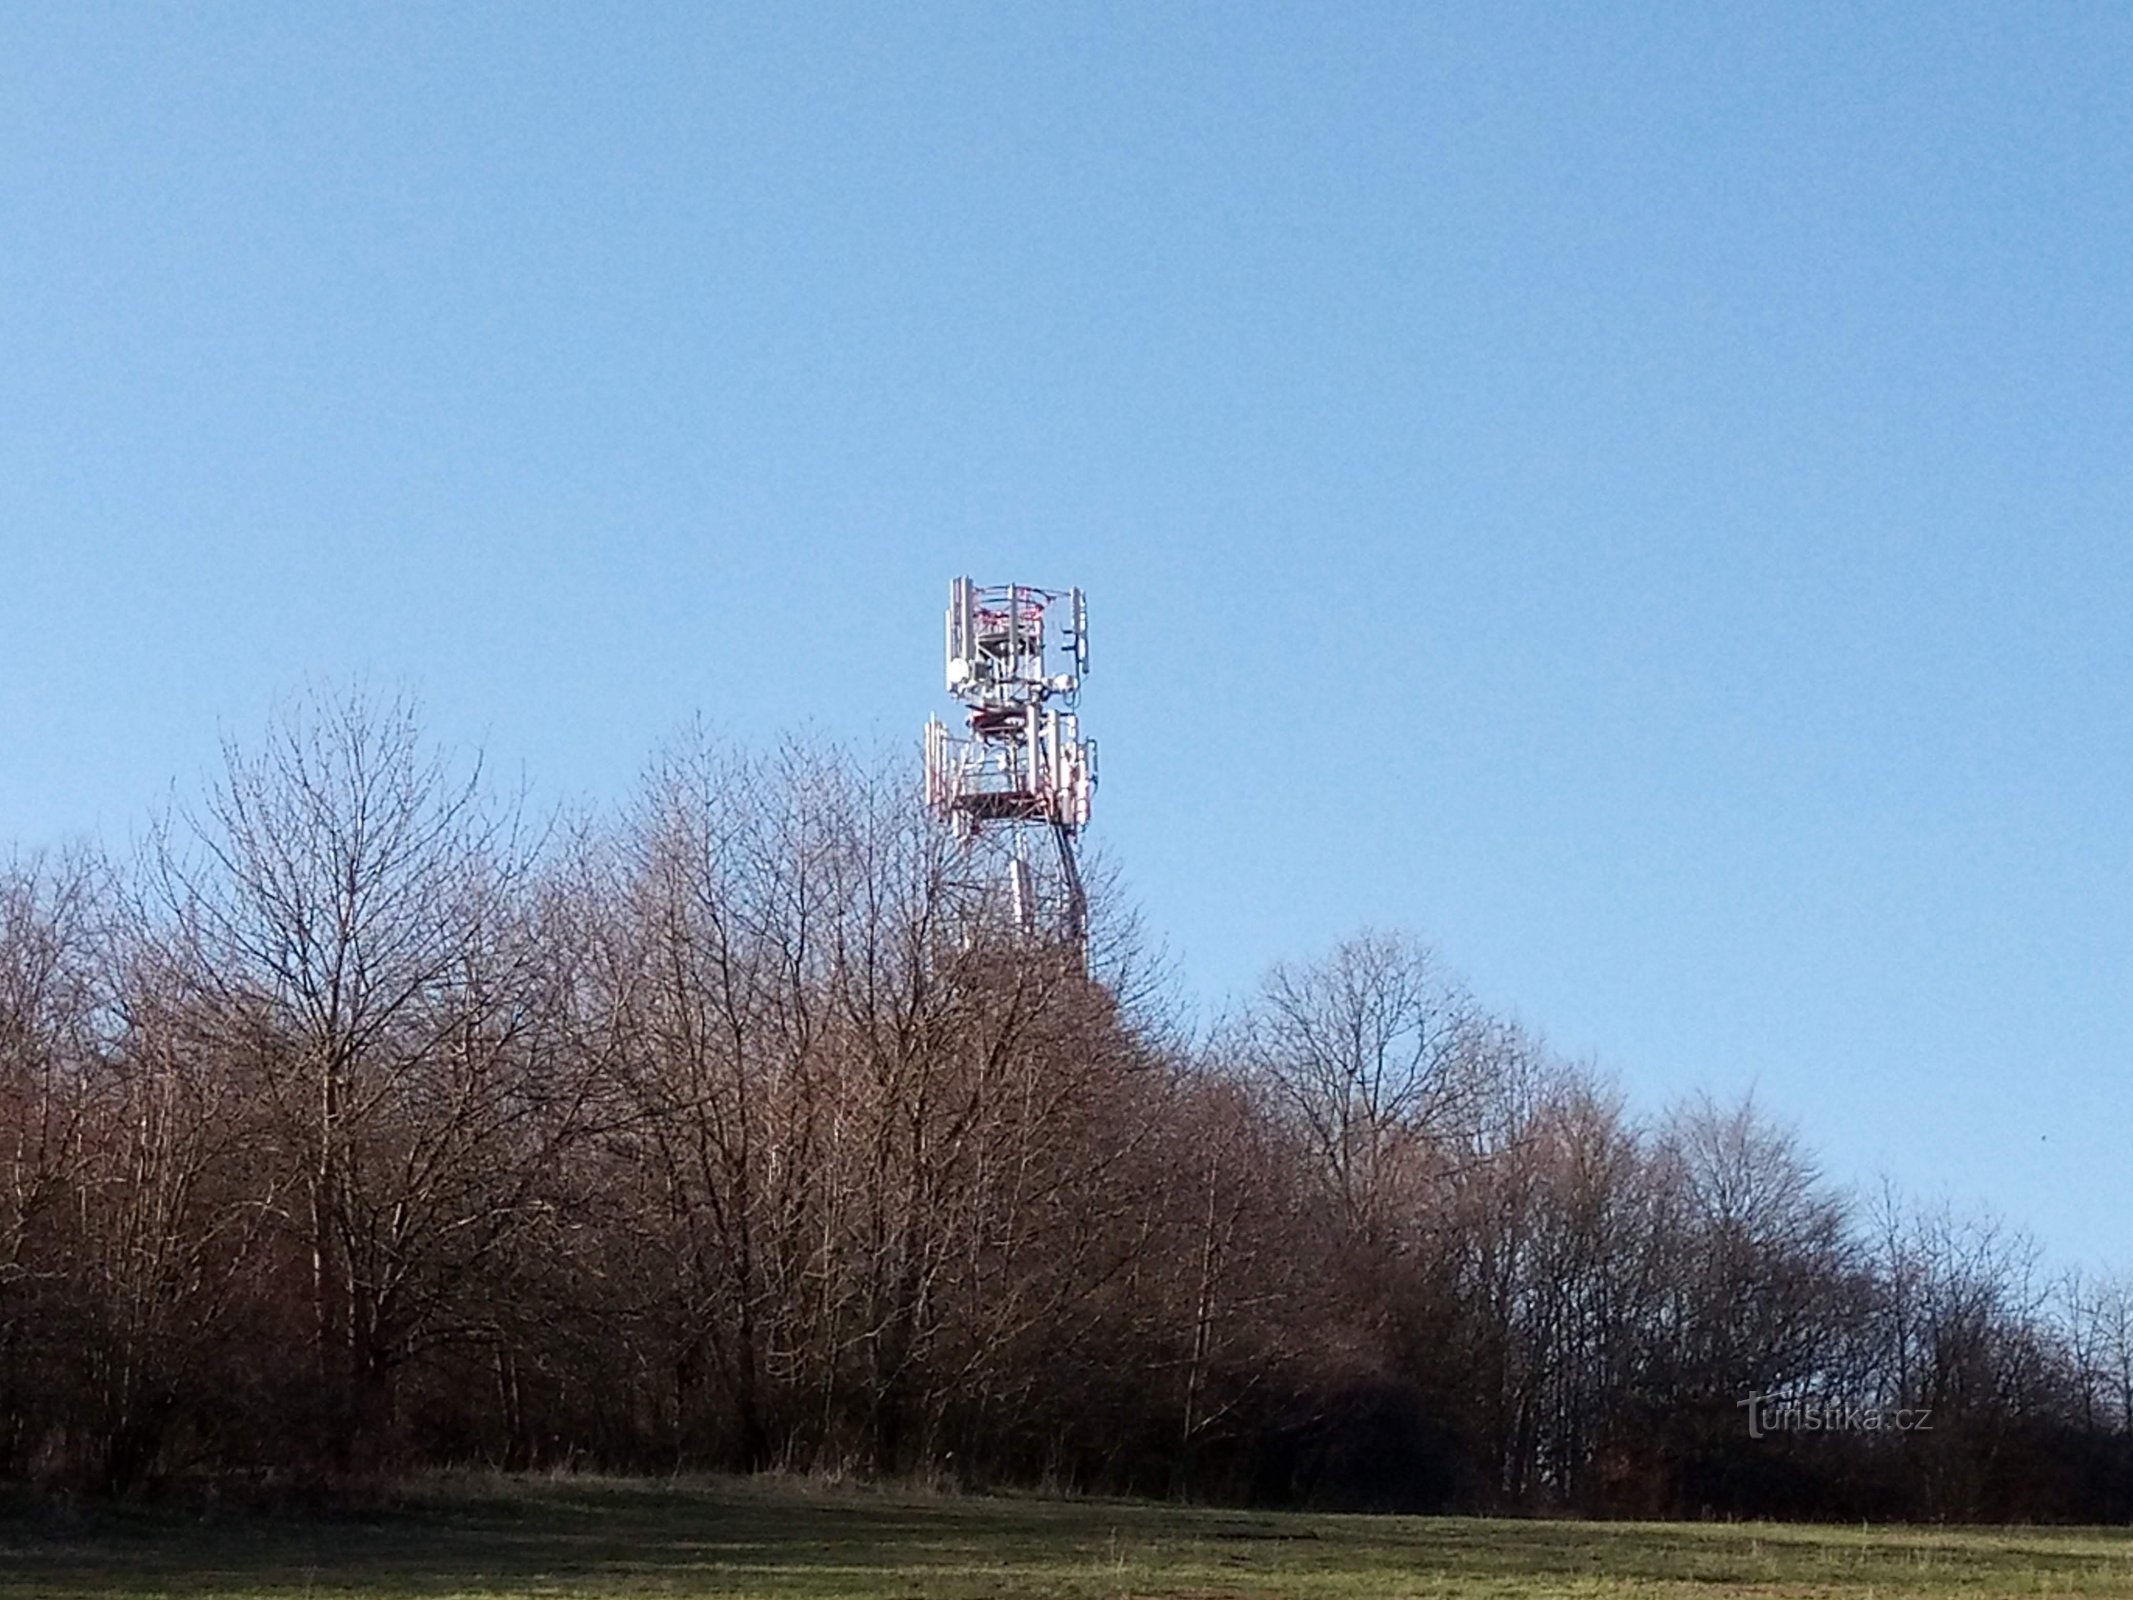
top-left (924, 578), bottom-right (1097, 951)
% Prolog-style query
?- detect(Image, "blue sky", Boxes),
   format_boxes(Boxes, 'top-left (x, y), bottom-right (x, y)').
top-left (4, 4), bottom-right (2129, 1266)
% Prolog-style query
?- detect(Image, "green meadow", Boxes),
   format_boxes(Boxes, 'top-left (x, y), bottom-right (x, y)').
top-left (6, 1476), bottom-right (2133, 1599)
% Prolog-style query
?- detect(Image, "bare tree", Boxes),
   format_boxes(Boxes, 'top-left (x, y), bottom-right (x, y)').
top-left (1238, 930), bottom-right (1488, 1243)
top-left (153, 690), bottom-right (583, 1469)
top-left (0, 852), bottom-right (107, 1477)
top-left (1651, 1092), bottom-right (1856, 1404)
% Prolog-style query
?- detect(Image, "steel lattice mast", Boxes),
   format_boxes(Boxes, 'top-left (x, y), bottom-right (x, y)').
top-left (923, 578), bottom-right (1097, 953)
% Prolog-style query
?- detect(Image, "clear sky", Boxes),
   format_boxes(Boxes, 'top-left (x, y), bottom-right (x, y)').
top-left (4, 5), bottom-right (2129, 1268)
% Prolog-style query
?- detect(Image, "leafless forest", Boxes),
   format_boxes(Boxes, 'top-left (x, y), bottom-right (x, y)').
top-left (2, 694), bottom-right (2129, 1519)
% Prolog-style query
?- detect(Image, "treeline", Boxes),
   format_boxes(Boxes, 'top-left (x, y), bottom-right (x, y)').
top-left (1, 694), bottom-right (2130, 1519)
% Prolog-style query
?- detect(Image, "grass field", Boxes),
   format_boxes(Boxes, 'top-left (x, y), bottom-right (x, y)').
top-left (5, 1475), bottom-right (2133, 1599)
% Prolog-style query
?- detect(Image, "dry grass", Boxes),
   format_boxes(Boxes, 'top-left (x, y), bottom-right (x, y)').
top-left (4, 1473), bottom-right (2133, 1598)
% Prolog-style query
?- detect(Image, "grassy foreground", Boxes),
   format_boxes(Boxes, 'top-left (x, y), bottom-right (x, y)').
top-left (5, 1475), bottom-right (2133, 1599)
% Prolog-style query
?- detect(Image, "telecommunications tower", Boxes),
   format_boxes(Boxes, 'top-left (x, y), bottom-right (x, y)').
top-left (924, 578), bottom-right (1097, 952)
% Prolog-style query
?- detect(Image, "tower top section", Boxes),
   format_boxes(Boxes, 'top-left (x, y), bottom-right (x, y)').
top-left (944, 578), bottom-right (1088, 709)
